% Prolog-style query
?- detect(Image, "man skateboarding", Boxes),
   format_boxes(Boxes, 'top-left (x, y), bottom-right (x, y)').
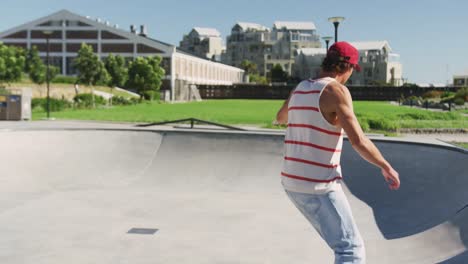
top-left (276, 41), bottom-right (400, 263)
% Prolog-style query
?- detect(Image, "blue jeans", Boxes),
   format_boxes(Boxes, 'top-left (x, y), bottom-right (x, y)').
top-left (285, 188), bottom-right (366, 264)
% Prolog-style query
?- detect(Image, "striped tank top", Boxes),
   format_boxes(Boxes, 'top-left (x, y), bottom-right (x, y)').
top-left (281, 77), bottom-right (344, 194)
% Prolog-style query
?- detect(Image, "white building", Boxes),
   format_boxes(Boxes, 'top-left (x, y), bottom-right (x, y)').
top-left (0, 10), bottom-right (244, 101)
top-left (223, 21), bottom-right (321, 76)
top-left (179, 27), bottom-right (224, 61)
top-left (453, 71), bottom-right (468, 87)
top-left (293, 41), bottom-right (403, 86)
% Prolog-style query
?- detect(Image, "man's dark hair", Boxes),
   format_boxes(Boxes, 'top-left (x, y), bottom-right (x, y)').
top-left (321, 52), bottom-right (353, 74)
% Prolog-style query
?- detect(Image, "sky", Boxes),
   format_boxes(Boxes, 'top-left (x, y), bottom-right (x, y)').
top-left (1, 0), bottom-right (467, 84)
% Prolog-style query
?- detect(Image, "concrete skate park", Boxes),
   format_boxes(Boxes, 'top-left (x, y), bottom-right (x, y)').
top-left (0, 121), bottom-right (467, 264)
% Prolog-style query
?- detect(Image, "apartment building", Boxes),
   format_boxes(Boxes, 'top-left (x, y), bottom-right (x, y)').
top-left (0, 10), bottom-right (244, 101)
top-left (223, 21), bottom-right (321, 76)
top-left (293, 41), bottom-right (403, 86)
top-left (179, 27), bottom-right (224, 61)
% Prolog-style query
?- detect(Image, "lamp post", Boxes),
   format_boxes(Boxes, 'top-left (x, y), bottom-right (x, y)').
top-left (328, 16), bottom-right (345, 43)
top-left (322, 36), bottom-right (333, 50)
top-left (42, 30), bottom-right (53, 119)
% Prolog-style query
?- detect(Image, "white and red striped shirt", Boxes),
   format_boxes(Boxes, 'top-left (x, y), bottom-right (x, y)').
top-left (281, 77), bottom-right (344, 194)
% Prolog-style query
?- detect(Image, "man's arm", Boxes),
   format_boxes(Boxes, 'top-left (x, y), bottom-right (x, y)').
top-left (276, 88), bottom-right (295, 124)
top-left (327, 83), bottom-right (400, 190)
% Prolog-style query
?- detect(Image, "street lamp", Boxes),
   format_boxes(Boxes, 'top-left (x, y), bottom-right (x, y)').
top-left (322, 36), bottom-right (333, 50)
top-left (328, 16), bottom-right (345, 43)
top-left (42, 30), bottom-right (53, 119)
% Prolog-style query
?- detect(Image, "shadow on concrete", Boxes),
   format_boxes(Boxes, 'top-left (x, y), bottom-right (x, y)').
top-left (342, 140), bottom-right (468, 240)
top-left (438, 208), bottom-right (468, 263)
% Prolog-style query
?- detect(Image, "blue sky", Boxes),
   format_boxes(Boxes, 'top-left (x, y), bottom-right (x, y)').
top-left (1, 0), bottom-right (467, 84)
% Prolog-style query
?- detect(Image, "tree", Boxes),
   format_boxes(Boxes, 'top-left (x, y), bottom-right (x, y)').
top-left (0, 43), bottom-right (25, 85)
top-left (240, 60), bottom-right (258, 75)
top-left (73, 43), bottom-right (110, 107)
top-left (104, 54), bottom-right (128, 106)
top-left (270, 64), bottom-right (288, 83)
top-left (26, 46), bottom-right (59, 85)
top-left (126, 56), bottom-right (165, 100)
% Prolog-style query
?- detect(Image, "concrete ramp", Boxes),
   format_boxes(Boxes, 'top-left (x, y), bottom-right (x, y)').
top-left (0, 129), bottom-right (466, 263)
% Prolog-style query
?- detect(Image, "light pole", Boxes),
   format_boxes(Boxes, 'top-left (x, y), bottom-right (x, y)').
top-left (328, 17), bottom-right (345, 43)
top-left (322, 36), bottom-right (333, 50)
top-left (42, 30), bottom-right (53, 119)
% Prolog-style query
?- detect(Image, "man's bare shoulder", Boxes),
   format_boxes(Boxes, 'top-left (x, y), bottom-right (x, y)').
top-left (322, 81), bottom-right (350, 102)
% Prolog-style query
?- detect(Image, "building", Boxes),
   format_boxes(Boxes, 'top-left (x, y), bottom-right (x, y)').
top-left (453, 71), bottom-right (468, 86)
top-left (293, 41), bottom-right (403, 86)
top-left (223, 21), bottom-right (321, 76)
top-left (179, 27), bottom-right (224, 61)
top-left (0, 10), bottom-right (244, 101)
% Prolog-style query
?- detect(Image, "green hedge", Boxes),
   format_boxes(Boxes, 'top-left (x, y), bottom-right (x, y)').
top-left (73, 93), bottom-right (106, 108)
top-left (51, 75), bottom-right (78, 84)
top-left (31, 98), bottom-right (72, 112)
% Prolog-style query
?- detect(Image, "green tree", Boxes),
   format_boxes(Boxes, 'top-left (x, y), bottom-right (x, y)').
top-left (26, 46), bottom-right (59, 85)
top-left (0, 44), bottom-right (25, 85)
top-left (126, 56), bottom-right (165, 100)
top-left (73, 43), bottom-right (110, 107)
top-left (104, 54), bottom-right (128, 106)
top-left (270, 64), bottom-right (288, 83)
top-left (241, 60), bottom-right (258, 75)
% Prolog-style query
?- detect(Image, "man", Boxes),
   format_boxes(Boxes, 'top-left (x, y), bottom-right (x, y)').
top-left (276, 42), bottom-right (400, 263)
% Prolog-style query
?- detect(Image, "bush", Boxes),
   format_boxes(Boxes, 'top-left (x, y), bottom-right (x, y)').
top-left (141, 90), bottom-right (160, 101)
top-left (31, 98), bottom-right (72, 112)
top-left (111, 96), bottom-right (135, 106)
top-left (441, 91), bottom-right (455, 98)
top-left (422, 90), bottom-right (442, 99)
top-left (73, 93), bottom-right (106, 108)
top-left (367, 118), bottom-right (400, 131)
top-left (51, 75), bottom-right (78, 84)
top-left (454, 97), bottom-right (465, 106)
top-left (455, 87), bottom-right (468, 102)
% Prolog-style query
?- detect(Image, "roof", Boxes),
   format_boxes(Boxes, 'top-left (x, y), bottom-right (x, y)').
top-left (0, 9), bottom-right (175, 51)
top-left (193, 27), bottom-right (221, 37)
top-left (349, 41), bottom-right (392, 52)
top-left (274, 21), bottom-right (316, 31)
top-left (297, 48), bottom-right (327, 56)
top-left (236, 22), bottom-right (269, 31)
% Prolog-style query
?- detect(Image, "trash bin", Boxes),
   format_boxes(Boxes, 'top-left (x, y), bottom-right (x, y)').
top-left (0, 96), bottom-right (7, 120)
top-left (0, 88), bottom-right (32, 121)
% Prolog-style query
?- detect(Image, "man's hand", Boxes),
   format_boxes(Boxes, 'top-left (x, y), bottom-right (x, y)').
top-left (381, 167), bottom-right (400, 190)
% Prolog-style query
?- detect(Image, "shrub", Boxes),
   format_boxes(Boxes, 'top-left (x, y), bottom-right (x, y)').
top-left (111, 96), bottom-right (134, 106)
top-left (31, 98), bottom-right (72, 112)
top-left (141, 90), bottom-right (160, 101)
top-left (455, 87), bottom-right (468, 102)
top-left (454, 97), bottom-right (465, 106)
top-left (0, 87), bottom-right (9, 95)
top-left (441, 91), bottom-right (455, 98)
top-left (422, 90), bottom-right (442, 99)
top-left (73, 93), bottom-right (106, 108)
top-left (51, 75), bottom-right (78, 84)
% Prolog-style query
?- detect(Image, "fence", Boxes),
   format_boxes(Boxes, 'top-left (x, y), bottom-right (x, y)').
top-left (198, 84), bottom-right (459, 101)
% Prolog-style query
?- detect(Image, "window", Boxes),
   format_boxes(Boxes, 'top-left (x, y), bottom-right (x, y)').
top-left (66, 31), bottom-right (97, 39)
top-left (31, 30), bottom-right (62, 39)
top-left (31, 43), bottom-right (63, 52)
top-left (66, 43), bottom-right (98, 53)
top-left (102, 43), bottom-right (134, 53)
top-left (137, 44), bottom-right (163, 54)
top-left (101, 31), bottom-right (127, 40)
top-left (3, 31), bottom-right (27, 39)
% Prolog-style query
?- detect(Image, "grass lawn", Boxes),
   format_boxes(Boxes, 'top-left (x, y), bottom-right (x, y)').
top-left (32, 100), bottom-right (467, 132)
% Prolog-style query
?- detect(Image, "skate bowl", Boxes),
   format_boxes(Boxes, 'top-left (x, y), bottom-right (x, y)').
top-left (0, 127), bottom-right (466, 263)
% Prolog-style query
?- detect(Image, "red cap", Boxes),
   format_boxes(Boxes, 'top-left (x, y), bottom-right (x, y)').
top-left (327, 41), bottom-right (361, 72)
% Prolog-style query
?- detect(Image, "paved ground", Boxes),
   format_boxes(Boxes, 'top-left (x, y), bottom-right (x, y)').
top-left (0, 121), bottom-right (467, 263)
